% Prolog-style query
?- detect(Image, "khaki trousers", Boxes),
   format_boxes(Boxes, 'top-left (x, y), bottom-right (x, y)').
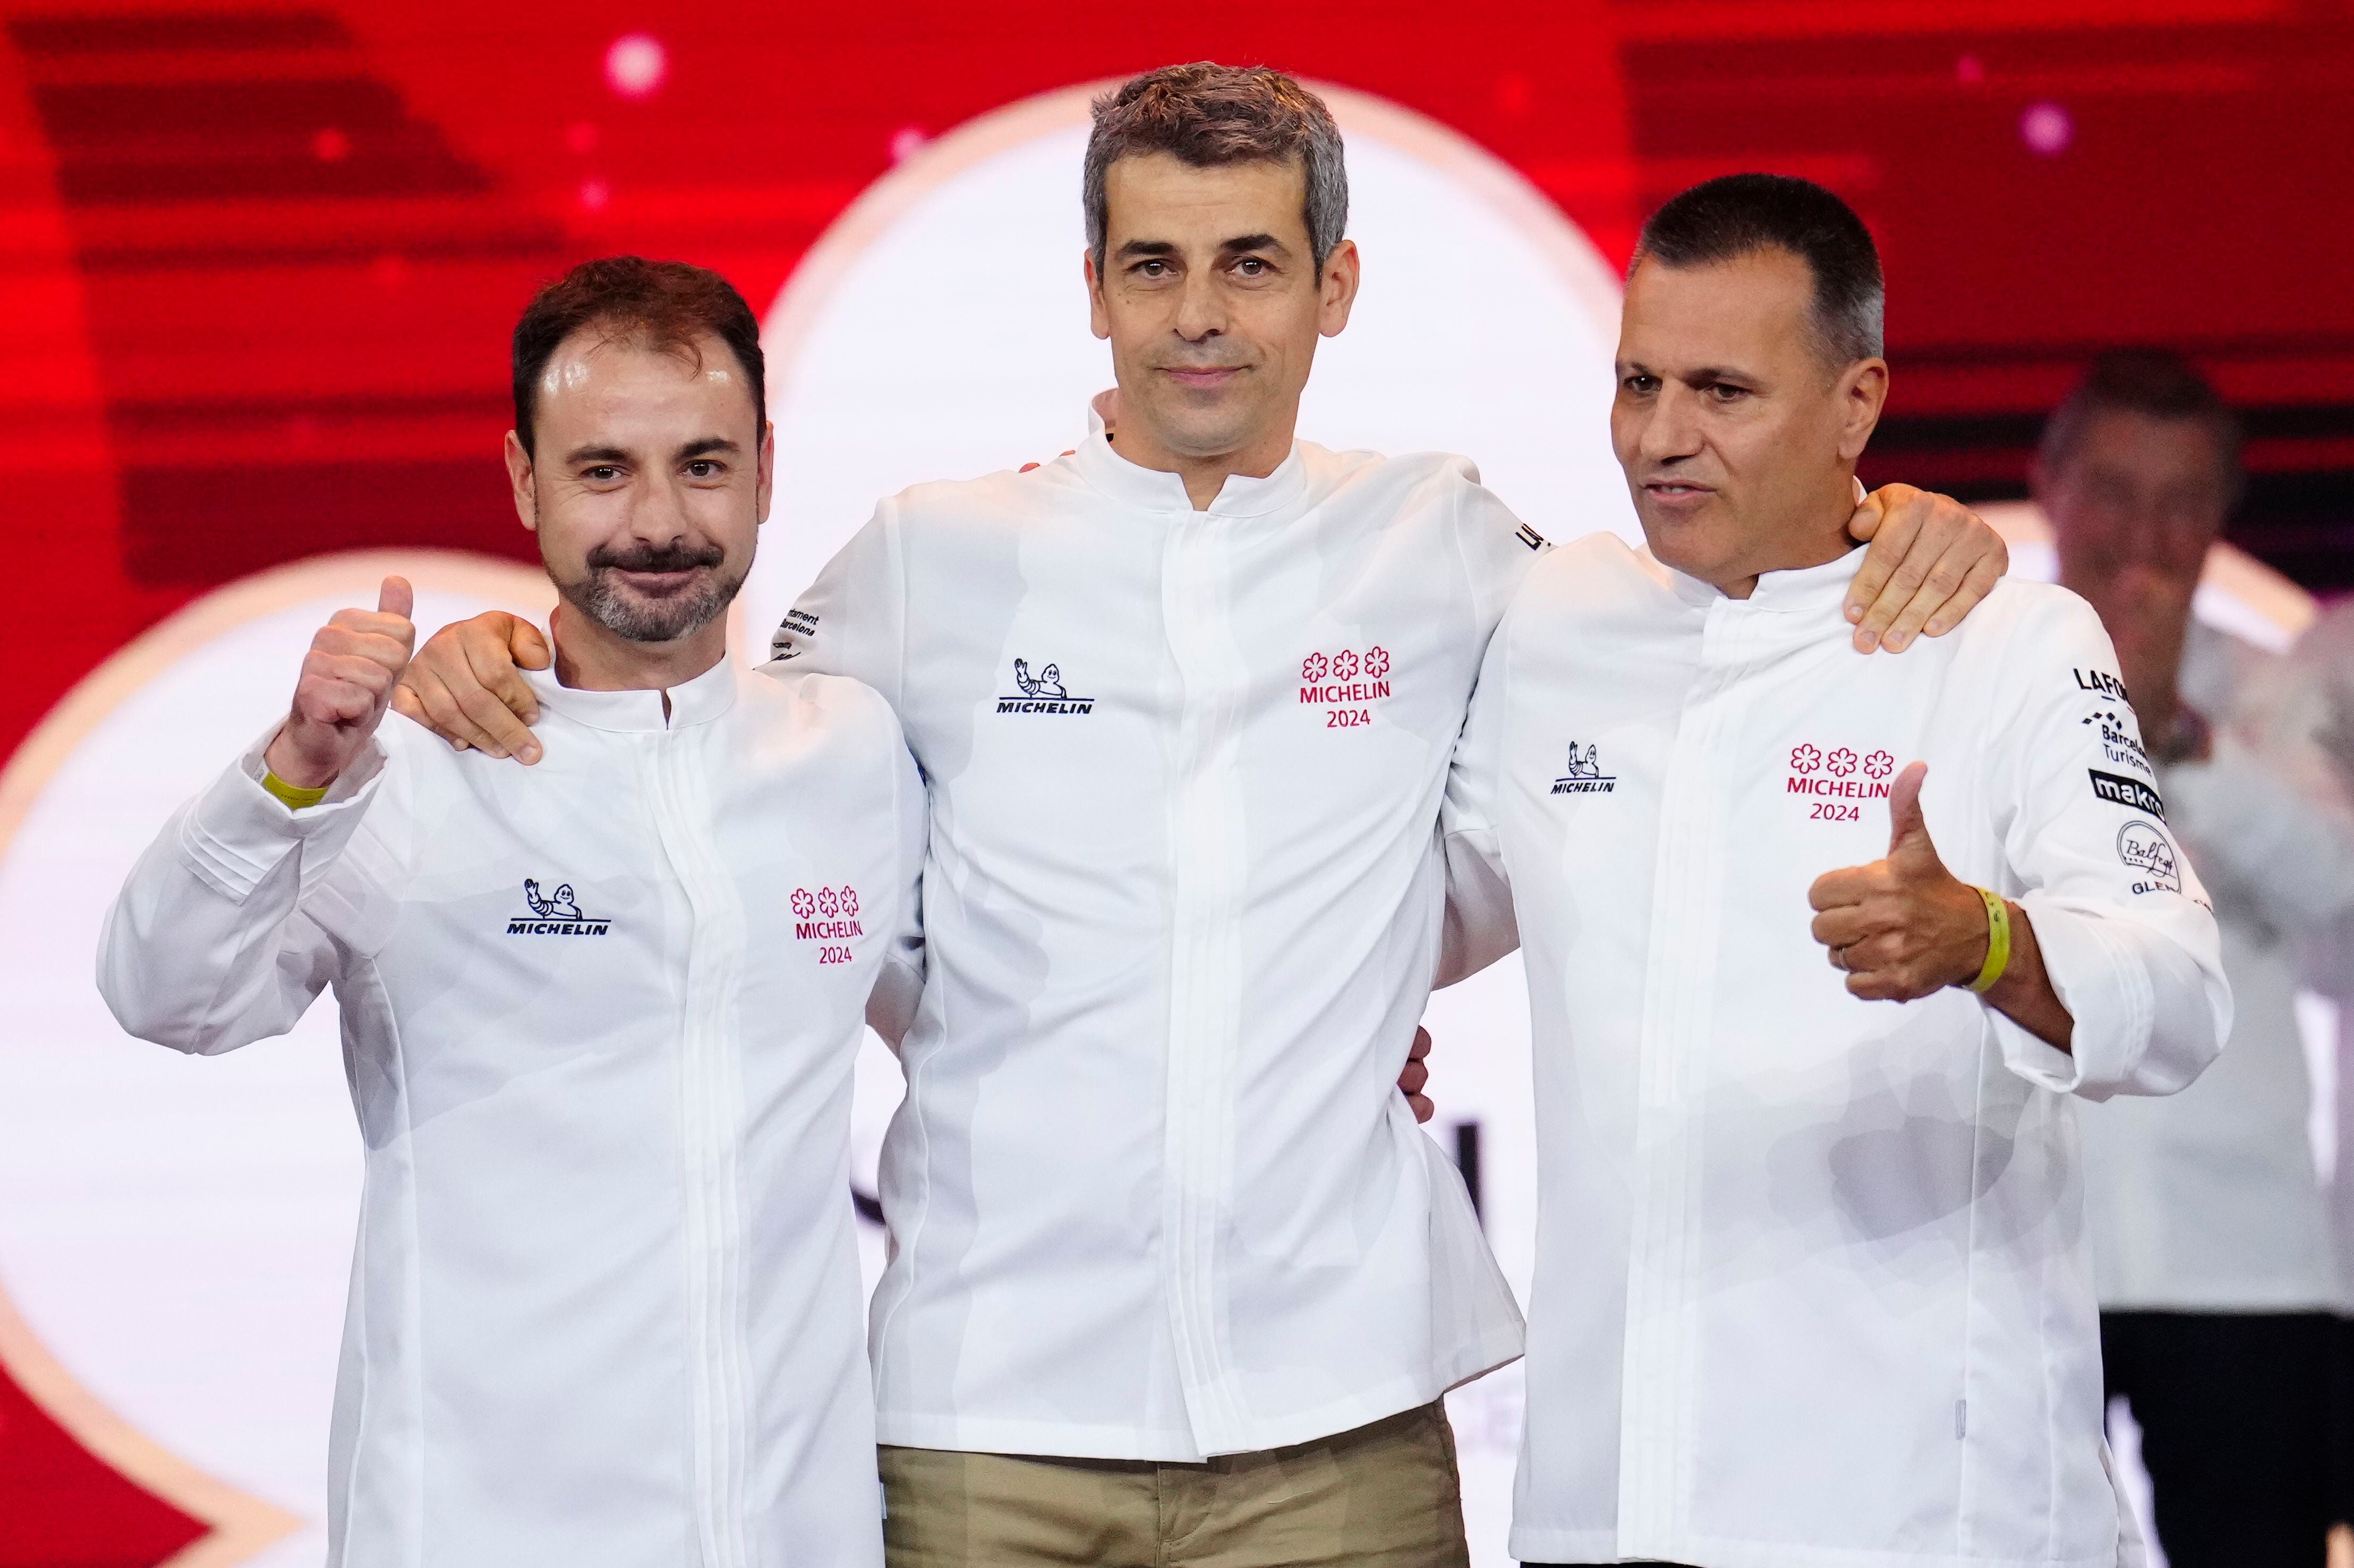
top-left (879, 1401), bottom-right (1472, 1567)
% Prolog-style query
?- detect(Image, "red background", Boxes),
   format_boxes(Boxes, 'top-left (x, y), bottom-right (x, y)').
top-left (3, 1), bottom-right (2350, 1559)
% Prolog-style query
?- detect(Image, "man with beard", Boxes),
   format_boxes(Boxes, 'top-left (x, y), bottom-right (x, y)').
top-left (391, 68), bottom-right (2009, 1566)
top-left (98, 258), bottom-right (922, 1567)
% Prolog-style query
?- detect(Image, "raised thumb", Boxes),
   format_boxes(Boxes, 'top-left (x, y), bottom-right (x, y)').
top-left (378, 575), bottom-right (414, 619)
top-left (1887, 760), bottom-right (1935, 859)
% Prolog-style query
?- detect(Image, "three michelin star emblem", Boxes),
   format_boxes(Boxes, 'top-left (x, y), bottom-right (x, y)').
top-left (998, 658), bottom-right (1094, 715)
top-left (508, 879), bottom-right (611, 936)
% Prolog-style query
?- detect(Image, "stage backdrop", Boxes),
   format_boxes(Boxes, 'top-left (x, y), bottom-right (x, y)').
top-left (5, 5), bottom-right (2353, 1566)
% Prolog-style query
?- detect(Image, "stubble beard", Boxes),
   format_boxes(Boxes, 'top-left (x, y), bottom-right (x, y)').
top-left (555, 539), bottom-right (746, 645)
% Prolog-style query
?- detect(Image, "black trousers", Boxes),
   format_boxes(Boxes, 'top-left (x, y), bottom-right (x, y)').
top-left (2103, 1309), bottom-right (2334, 1568)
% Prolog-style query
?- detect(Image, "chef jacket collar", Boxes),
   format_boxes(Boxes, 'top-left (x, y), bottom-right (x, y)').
top-left (1664, 547), bottom-right (1863, 619)
top-left (1664, 476), bottom-right (1872, 617)
top-left (522, 650), bottom-right (739, 733)
top-left (1073, 388), bottom-right (1309, 519)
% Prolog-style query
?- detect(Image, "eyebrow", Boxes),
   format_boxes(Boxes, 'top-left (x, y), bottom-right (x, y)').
top-left (1618, 361), bottom-right (1760, 386)
top-left (560, 436), bottom-right (741, 467)
top-left (1112, 233), bottom-right (1293, 261)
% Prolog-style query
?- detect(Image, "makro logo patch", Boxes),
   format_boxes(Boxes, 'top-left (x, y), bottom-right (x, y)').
top-left (2089, 769), bottom-right (2168, 821)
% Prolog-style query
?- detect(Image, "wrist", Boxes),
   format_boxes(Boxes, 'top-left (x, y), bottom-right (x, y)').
top-left (1961, 888), bottom-right (2012, 994)
top-left (262, 727), bottom-right (340, 791)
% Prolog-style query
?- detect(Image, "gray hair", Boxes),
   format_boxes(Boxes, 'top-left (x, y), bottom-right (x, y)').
top-left (1083, 63), bottom-right (1348, 276)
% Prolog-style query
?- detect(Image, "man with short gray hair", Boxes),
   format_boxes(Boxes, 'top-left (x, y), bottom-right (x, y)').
top-left (395, 67), bottom-right (2011, 1567)
top-left (1448, 176), bottom-right (2228, 1567)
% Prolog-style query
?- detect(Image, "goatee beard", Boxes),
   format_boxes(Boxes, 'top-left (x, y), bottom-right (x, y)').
top-left (557, 540), bottom-right (744, 644)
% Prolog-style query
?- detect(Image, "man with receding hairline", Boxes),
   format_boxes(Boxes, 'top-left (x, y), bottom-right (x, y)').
top-left (396, 73), bottom-right (2011, 1567)
top-left (1446, 176), bottom-right (2229, 1567)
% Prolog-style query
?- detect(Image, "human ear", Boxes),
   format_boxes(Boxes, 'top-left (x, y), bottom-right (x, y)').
top-left (505, 430), bottom-right (539, 533)
top-left (1837, 359), bottom-right (1890, 463)
top-left (1318, 237), bottom-right (1361, 339)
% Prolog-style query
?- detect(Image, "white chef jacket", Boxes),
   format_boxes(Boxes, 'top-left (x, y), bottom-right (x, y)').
top-left (1445, 536), bottom-right (2229, 1568)
top-left (2083, 621), bottom-right (2354, 1313)
top-left (97, 659), bottom-right (922, 1568)
top-left (770, 398), bottom-right (1533, 1460)
top-left (2284, 602), bottom-right (2354, 1308)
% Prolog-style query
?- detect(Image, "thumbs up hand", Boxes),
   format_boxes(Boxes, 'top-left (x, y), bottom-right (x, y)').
top-left (1806, 762), bottom-right (1993, 1001)
top-left (263, 576), bottom-right (418, 791)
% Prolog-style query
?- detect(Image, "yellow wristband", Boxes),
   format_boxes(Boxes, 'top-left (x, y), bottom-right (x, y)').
top-left (261, 769), bottom-right (330, 811)
top-left (1967, 887), bottom-right (2011, 994)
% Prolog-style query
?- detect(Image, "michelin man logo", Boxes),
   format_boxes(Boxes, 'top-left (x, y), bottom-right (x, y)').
top-left (523, 879), bottom-right (583, 919)
top-left (1012, 658), bottom-right (1069, 698)
top-left (997, 657), bottom-right (1093, 715)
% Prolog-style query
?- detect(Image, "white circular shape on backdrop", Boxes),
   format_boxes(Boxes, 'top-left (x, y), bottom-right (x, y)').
top-left (0, 552), bottom-right (554, 1567)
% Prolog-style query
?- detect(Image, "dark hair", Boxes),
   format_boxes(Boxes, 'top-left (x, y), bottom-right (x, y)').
top-left (1633, 173), bottom-right (1885, 366)
top-left (511, 256), bottom-right (764, 457)
top-left (2039, 349), bottom-right (2244, 497)
top-left (1084, 62), bottom-right (1347, 276)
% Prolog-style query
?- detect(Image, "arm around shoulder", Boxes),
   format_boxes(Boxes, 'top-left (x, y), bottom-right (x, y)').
top-left (767, 500), bottom-right (910, 708)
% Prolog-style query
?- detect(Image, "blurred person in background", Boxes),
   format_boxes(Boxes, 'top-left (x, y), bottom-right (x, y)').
top-left (2052, 351), bottom-right (2354, 1568)
top-left (2280, 599), bottom-right (2354, 1567)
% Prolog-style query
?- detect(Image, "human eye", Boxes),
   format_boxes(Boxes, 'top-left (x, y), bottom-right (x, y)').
top-left (581, 464), bottom-right (625, 484)
top-left (1707, 381), bottom-right (1751, 403)
top-left (1620, 373), bottom-right (1659, 395)
top-left (684, 459), bottom-right (726, 480)
top-left (1131, 258), bottom-right (1173, 280)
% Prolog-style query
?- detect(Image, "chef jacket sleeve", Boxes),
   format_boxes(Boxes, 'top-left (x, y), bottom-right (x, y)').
top-left (98, 731), bottom-right (390, 1056)
top-left (1435, 586), bottom-right (1522, 988)
top-left (1984, 593), bottom-right (2231, 1101)
top-left (767, 499), bottom-right (907, 711)
top-left (1447, 462), bottom-right (1549, 642)
top-left (865, 720), bottom-right (929, 1051)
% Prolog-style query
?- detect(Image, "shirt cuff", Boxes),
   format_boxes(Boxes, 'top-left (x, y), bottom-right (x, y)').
top-left (176, 728), bottom-right (387, 902)
top-left (1986, 894), bottom-right (2152, 1100)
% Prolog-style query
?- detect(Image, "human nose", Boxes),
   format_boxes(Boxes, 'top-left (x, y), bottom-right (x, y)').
top-left (1639, 382), bottom-right (1705, 465)
top-left (1172, 267), bottom-right (1227, 343)
top-left (625, 468), bottom-right (692, 540)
